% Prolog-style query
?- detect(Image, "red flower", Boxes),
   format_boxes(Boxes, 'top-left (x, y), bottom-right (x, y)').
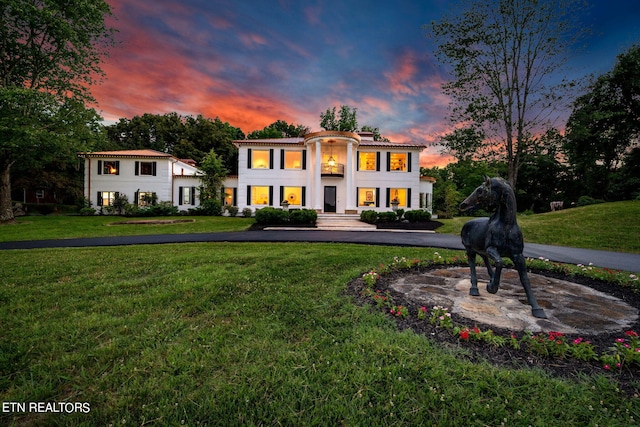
top-left (472, 326), bottom-right (481, 334)
top-left (459, 330), bottom-right (469, 340)
top-left (625, 330), bottom-right (639, 337)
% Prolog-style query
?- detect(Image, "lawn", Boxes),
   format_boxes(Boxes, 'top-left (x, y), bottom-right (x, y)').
top-left (437, 200), bottom-right (640, 254)
top-left (0, 215), bottom-right (254, 242)
top-left (1, 243), bottom-right (638, 426)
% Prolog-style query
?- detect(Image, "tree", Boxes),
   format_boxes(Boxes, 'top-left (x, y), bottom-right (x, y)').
top-left (427, 0), bottom-right (586, 189)
top-left (198, 150), bottom-right (228, 215)
top-left (247, 120), bottom-right (309, 139)
top-left (564, 45), bottom-right (640, 200)
top-left (320, 105), bottom-right (358, 132)
top-left (360, 125), bottom-right (390, 142)
top-left (0, 0), bottom-right (115, 222)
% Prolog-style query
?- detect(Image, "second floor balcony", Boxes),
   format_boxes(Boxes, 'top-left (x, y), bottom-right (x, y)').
top-left (321, 163), bottom-right (344, 177)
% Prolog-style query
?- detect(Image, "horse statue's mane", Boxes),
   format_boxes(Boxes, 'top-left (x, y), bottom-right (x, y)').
top-left (459, 176), bottom-right (546, 318)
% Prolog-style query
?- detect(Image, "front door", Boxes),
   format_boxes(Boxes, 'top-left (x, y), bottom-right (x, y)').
top-left (324, 186), bottom-right (336, 213)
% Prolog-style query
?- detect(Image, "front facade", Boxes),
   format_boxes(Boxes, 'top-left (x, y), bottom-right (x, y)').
top-left (79, 150), bottom-right (201, 211)
top-left (228, 131), bottom-right (433, 214)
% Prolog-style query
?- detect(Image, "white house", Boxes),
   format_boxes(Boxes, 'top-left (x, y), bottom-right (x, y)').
top-left (226, 131), bottom-right (434, 214)
top-left (79, 131), bottom-right (435, 215)
top-left (78, 149), bottom-right (202, 211)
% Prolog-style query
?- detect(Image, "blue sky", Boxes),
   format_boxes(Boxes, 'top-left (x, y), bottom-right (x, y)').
top-left (95, 0), bottom-right (640, 166)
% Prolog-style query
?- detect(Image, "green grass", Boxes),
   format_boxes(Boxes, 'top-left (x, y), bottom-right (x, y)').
top-left (437, 200), bottom-right (640, 253)
top-left (1, 243), bottom-right (639, 426)
top-left (0, 215), bottom-right (253, 242)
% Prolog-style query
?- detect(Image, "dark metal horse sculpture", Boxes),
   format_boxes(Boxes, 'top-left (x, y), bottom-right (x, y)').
top-left (460, 177), bottom-right (547, 319)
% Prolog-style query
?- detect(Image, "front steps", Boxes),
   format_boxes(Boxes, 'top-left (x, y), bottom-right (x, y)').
top-left (315, 213), bottom-right (376, 231)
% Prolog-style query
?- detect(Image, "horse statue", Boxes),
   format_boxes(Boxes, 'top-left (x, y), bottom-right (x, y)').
top-left (459, 177), bottom-right (547, 319)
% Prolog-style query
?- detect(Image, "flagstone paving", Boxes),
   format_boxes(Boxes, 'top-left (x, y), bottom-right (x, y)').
top-left (389, 267), bottom-right (638, 334)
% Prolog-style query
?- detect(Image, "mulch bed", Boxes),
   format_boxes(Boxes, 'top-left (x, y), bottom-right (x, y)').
top-left (346, 264), bottom-right (640, 396)
top-left (375, 220), bottom-right (444, 231)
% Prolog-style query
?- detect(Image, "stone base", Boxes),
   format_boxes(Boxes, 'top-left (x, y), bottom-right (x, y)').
top-left (389, 267), bottom-right (638, 334)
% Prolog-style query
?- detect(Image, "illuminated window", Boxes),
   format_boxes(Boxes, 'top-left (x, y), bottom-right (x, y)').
top-left (252, 150), bottom-right (270, 168)
top-left (358, 188), bottom-right (377, 207)
top-left (97, 191), bottom-right (116, 206)
top-left (251, 186), bottom-right (270, 205)
top-left (138, 192), bottom-right (157, 206)
top-left (284, 151), bottom-right (302, 169)
top-left (358, 152), bottom-right (377, 171)
top-left (283, 187), bottom-right (302, 205)
top-left (389, 153), bottom-right (407, 171)
top-left (224, 188), bottom-right (235, 206)
top-left (135, 161), bottom-right (156, 176)
top-left (389, 188), bottom-right (407, 207)
top-left (100, 160), bottom-right (119, 175)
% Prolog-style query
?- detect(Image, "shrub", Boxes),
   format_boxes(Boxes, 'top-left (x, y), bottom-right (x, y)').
top-left (112, 193), bottom-right (129, 215)
top-left (190, 199), bottom-right (223, 216)
top-left (289, 209), bottom-right (317, 225)
top-left (395, 208), bottom-right (404, 221)
top-left (404, 209), bottom-right (431, 222)
top-left (377, 212), bottom-right (397, 223)
top-left (577, 196), bottom-right (604, 207)
top-left (255, 207), bottom-right (289, 225)
top-left (79, 207), bottom-right (96, 216)
top-left (226, 205), bottom-right (239, 217)
top-left (242, 207), bottom-right (253, 218)
top-left (360, 210), bottom-right (378, 224)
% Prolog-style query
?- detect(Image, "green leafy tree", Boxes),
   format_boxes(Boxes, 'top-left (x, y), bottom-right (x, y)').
top-left (0, 0), bottom-right (115, 222)
top-left (360, 125), bottom-right (390, 142)
top-left (564, 45), bottom-right (640, 200)
top-left (198, 150), bottom-right (228, 215)
top-left (320, 105), bottom-right (358, 132)
top-left (427, 0), bottom-right (587, 189)
top-left (247, 120), bottom-right (309, 139)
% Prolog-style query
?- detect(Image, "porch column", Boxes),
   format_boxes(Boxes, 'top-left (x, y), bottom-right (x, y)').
top-left (314, 140), bottom-right (322, 211)
top-left (345, 141), bottom-right (354, 211)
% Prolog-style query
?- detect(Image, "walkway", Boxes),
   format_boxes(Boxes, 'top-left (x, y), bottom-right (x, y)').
top-left (1, 229), bottom-right (639, 273)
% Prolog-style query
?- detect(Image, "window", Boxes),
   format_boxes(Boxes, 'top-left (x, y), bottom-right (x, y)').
top-left (282, 186), bottom-right (302, 205)
top-left (251, 150), bottom-right (270, 168)
top-left (283, 151), bottom-right (303, 169)
top-left (358, 188), bottom-right (378, 207)
top-left (35, 190), bottom-right (45, 199)
top-left (179, 187), bottom-right (196, 205)
top-left (98, 160), bottom-right (119, 175)
top-left (138, 192), bottom-right (157, 206)
top-left (251, 186), bottom-right (270, 205)
top-left (389, 188), bottom-right (408, 207)
top-left (135, 161), bottom-right (157, 176)
top-left (224, 188), bottom-right (236, 206)
top-left (97, 191), bottom-right (116, 206)
top-left (358, 152), bottom-right (377, 171)
top-left (388, 153), bottom-right (407, 171)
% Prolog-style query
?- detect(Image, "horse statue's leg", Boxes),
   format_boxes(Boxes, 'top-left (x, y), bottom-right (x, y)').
top-left (466, 250), bottom-right (480, 296)
top-left (512, 253), bottom-right (547, 319)
top-left (484, 247), bottom-right (503, 294)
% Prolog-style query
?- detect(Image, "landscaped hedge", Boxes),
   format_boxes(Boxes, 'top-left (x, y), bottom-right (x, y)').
top-left (360, 209), bottom-right (432, 224)
top-left (404, 209), bottom-right (432, 222)
top-left (360, 210), bottom-right (378, 224)
top-left (254, 207), bottom-right (317, 225)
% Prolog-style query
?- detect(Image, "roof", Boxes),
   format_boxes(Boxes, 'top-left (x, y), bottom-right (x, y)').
top-left (233, 137), bottom-right (425, 150)
top-left (78, 149), bottom-right (173, 158)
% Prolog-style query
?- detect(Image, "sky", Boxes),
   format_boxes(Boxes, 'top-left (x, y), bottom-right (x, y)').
top-left (92, 0), bottom-right (640, 167)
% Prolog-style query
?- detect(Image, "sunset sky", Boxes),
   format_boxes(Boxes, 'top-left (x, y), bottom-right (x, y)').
top-left (93, 0), bottom-right (640, 167)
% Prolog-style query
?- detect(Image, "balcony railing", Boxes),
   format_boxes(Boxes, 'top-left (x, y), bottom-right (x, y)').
top-left (321, 163), bottom-right (344, 177)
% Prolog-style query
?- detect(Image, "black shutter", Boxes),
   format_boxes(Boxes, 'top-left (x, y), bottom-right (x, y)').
top-left (269, 149), bottom-right (274, 169)
top-left (376, 152), bottom-right (381, 171)
top-left (407, 188), bottom-right (412, 207)
top-left (356, 187), bottom-right (359, 205)
top-left (247, 149), bottom-right (252, 169)
top-left (302, 187), bottom-right (306, 206)
top-left (134, 191), bottom-right (139, 205)
top-left (279, 186), bottom-right (284, 204)
top-left (179, 187), bottom-right (183, 205)
top-left (386, 152), bottom-right (390, 171)
top-left (407, 153), bottom-right (412, 172)
top-left (356, 151), bottom-right (360, 171)
top-left (386, 188), bottom-right (390, 207)
top-left (268, 186), bottom-right (273, 205)
top-left (191, 187), bottom-right (196, 205)
top-left (97, 192), bottom-right (103, 206)
top-left (247, 185), bottom-right (251, 205)
top-left (280, 150), bottom-right (285, 169)
top-left (232, 188), bottom-right (237, 206)
top-left (97, 160), bottom-right (102, 175)
top-left (376, 188), bottom-right (380, 207)
top-left (152, 161), bottom-right (157, 176)
top-left (115, 161), bottom-right (120, 175)
top-left (302, 150), bottom-right (307, 170)
top-left (135, 161), bottom-right (139, 176)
